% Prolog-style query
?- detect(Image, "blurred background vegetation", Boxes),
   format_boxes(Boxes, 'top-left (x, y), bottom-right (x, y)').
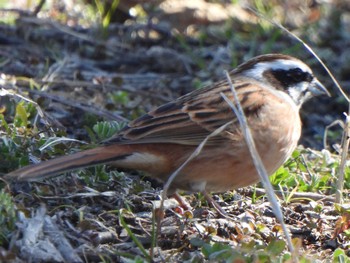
top-left (1, 0), bottom-right (350, 262)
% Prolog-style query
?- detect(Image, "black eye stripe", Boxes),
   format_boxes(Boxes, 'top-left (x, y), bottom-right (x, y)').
top-left (271, 67), bottom-right (313, 87)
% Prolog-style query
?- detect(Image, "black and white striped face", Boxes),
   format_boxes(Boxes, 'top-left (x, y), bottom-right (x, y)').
top-left (235, 54), bottom-right (329, 106)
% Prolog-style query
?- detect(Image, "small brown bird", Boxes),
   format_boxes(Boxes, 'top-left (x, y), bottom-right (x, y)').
top-left (5, 54), bottom-right (329, 204)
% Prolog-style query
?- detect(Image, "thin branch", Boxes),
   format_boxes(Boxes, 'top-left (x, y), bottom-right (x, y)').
top-left (221, 71), bottom-right (295, 254)
top-left (247, 6), bottom-right (344, 101)
top-left (157, 121), bottom-right (233, 234)
top-left (253, 188), bottom-right (335, 203)
top-left (161, 121), bottom-right (233, 201)
top-left (335, 113), bottom-right (350, 203)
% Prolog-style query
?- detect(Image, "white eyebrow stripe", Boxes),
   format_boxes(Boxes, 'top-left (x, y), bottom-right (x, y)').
top-left (266, 59), bottom-right (312, 72)
top-left (242, 59), bottom-right (313, 82)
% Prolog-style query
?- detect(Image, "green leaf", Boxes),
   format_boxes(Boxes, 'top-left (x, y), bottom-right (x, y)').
top-left (0, 189), bottom-right (17, 245)
top-left (119, 209), bottom-right (151, 261)
top-left (333, 248), bottom-right (350, 262)
top-left (15, 103), bottom-right (28, 127)
top-left (93, 121), bottom-right (127, 141)
top-left (266, 239), bottom-right (285, 256)
top-left (0, 114), bottom-right (10, 134)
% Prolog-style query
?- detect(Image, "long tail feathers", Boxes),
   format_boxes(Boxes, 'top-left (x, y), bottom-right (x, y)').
top-left (4, 145), bottom-right (132, 181)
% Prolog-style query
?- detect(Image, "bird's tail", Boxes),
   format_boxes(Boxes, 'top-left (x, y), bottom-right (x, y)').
top-left (4, 144), bottom-right (134, 181)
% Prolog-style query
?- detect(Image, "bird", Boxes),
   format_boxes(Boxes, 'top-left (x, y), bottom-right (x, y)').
top-left (5, 53), bottom-right (329, 211)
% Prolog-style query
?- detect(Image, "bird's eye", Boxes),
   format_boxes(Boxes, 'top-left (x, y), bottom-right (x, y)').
top-left (288, 68), bottom-right (309, 82)
top-left (288, 68), bottom-right (303, 82)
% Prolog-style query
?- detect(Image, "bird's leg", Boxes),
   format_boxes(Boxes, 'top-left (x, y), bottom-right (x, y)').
top-left (202, 191), bottom-right (228, 217)
top-left (172, 192), bottom-right (192, 211)
top-left (173, 191), bottom-right (230, 218)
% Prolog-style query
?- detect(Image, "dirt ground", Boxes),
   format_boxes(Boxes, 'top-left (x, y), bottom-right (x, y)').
top-left (1, 0), bottom-right (350, 262)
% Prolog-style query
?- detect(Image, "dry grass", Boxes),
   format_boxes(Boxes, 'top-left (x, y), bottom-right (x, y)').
top-left (0, 0), bottom-right (349, 262)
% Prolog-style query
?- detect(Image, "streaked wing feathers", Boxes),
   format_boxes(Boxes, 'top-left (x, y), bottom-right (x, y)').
top-left (106, 76), bottom-right (265, 146)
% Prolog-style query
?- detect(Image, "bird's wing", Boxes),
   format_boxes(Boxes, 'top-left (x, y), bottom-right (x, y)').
top-left (107, 76), bottom-right (266, 146)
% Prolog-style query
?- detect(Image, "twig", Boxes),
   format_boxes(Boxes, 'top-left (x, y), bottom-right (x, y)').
top-left (27, 88), bottom-right (129, 122)
top-left (248, 7), bottom-right (350, 205)
top-left (247, 6), bottom-right (349, 249)
top-left (247, 6), bottom-right (341, 101)
top-left (14, 78), bottom-right (171, 103)
top-left (161, 121), bottom-right (233, 199)
top-left (32, 0), bottom-right (46, 16)
top-left (336, 112), bottom-right (350, 204)
top-left (0, 88), bottom-right (51, 127)
top-left (252, 188), bottom-right (335, 203)
top-left (18, 16), bottom-right (131, 50)
top-left (323, 120), bottom-right (344, 150)
top-left (221, 71), bottom-right (294, 254)
top-left (158, 121), bottom-right (233, 233)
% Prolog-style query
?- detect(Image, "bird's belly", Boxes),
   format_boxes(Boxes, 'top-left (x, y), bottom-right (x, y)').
top-left (173, 118), bottom-right (300, 192)
top-left (174, 144), bottom-right (292, 192)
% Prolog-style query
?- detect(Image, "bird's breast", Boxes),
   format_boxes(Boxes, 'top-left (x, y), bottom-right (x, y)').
top-left (256, 94), bottom-right (301, 172)
top-left (172, 95), bottom-right (302, 193)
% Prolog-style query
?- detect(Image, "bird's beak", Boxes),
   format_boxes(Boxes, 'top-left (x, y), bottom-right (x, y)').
top-left (311, 78), bottom-right (331, 97)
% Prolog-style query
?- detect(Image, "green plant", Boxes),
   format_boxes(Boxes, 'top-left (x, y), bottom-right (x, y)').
top-left (190, 237), bottom-right (310, 262)
top-left (94, 0), bottom-right (120, 35)
top-left (333, 248), bottom-right (350, 263)
top-left (92, 121), bottom-right (127, 141)
top-left (268, 148), bottom-right (337, 196)
top-left (0, 189), bottom-right (17, 246)
top-left (0, 100), bottom-right (38, 173)
top-left (118, 209), bottom-right (152, 261)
